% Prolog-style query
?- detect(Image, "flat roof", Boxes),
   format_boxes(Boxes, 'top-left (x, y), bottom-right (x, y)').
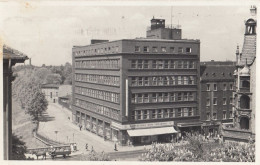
top-left (73, 38), bottom-right (200, 49)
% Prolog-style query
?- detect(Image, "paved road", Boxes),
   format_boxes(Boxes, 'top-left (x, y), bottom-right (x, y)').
top-left (37, 103), bottom-right (147, 158)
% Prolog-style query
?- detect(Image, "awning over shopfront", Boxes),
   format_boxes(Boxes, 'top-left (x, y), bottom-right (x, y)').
top-left (177, 122), bottom-right (202, 127)
top-left (127, 127), bottom-right (178, 137)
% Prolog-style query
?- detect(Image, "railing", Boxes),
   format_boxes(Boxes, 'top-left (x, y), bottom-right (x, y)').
top-left (147, 24), bottom-right (181, 31)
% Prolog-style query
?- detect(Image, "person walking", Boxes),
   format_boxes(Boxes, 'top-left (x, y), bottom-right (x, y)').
top-left (85, 143), bottom-right (88, 151)
top-left (79, 124), bottom-right (82, 131)
top-left (114, 143), bottom-right (117, 151)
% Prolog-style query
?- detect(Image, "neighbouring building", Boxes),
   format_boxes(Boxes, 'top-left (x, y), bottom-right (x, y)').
top-left (200, 61), bottom-right (236, 136)
top-left (3, 45), bottom-right (28, 159)
top-left (41, 83), bottom-right (59, 103)
top-left (72, 18), bottom-right (201, 145)
top-left (222, 6), bottom-right (256, 142)
top-left (58, 84), bottom-right (72, 109)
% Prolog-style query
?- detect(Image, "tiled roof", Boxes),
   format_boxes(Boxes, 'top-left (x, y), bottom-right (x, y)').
top-left (200, 64), bottom-right (236, 81)
top-left (41, 83), bottom-right (59, 89)
top-left (3, 45), bottom-right (28, 61)
top-left (239, 35), bottom-right (256, 66)
top-left (58, 85), bottom-right (72, 97)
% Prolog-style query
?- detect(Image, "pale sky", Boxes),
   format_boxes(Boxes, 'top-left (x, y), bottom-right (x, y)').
top-left (0, 1), bottom-right (255, 66)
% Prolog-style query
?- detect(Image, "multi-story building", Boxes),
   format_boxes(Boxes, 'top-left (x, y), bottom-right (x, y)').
top-left (41, 84), bottom-right (59, 103)
top-left (222, 6), bottom-right (256, 142)
top-left (72, 18), bottom-right (201, 145)
top-left (200, 61), bottom-right (236, 135)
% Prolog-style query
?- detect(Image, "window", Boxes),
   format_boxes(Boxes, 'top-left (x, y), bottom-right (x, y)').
top-left (223, 98), bottom-right (227, 105)
top-left (213, 98), bottom-right (217, 105)
top-left (131, 60), bottom-right (137, 68)
top-left (144, 46), bottom-right (149, 52)
top-left (152, 110), bottom-right (156, 119)
top-left (144, 77), bottom-right (149, 86)
top-left (158, 60), bottom-right (163, 69)
top-left (170, 47), bottom-right (175, 53)
top-left (230, 84), bottom-right (233, 90)
top-left (177, 108), bottom-right (182, 117)
top-left (188, 108), bottom-right (193, 116)
top-left (158, 93), bottom-right (163, 102)
top-left (157, 109), bottom-right (162, 118)
top-left (135, 46), bottom-right (140, 52)
top-left (213, 84), bottom-right (217, 91)
top-left (170, 93), bottom-right (175, 102)
top-left (223, 111), bottom-right (226, 119)
top-left (229, 111), bottom-right (233, 118)
top-left (152, 93), bottom-right (157, 102)
top-left (170, 60), bottom-right (175, 68)
top-left (206, 98), bottom-right (210, 106)
top-left (50, 92), bottom-right (52, 98)
top-left (213, 113), bottom-right (217, 120)
top-left (143, 110), bottom-right (148, 119)
top-left (183, 61), bottom-right (188, 69)
top-left (186, 47), bottom-right (192, 53)
top-left (137, 111), bottom-right (141, 120)
top-left (152, 77), bottom-right (157, 86)
top-left (131, 77), bottom-right (137, 86)
top-left (178, 76), bottom-right (182, 85)
top-left (144, 60), bottom-right (149, 69)
top-left (177, 61), bottom-right (183, 68)
top-left (178, 93), bottom-right (182, 101)
top-left (169, 109), bottom-right (175, 118)
top-left (207, 84), bottom-right (210, 91)
top-left (138, 77), bottom-right (143, 86)
top-left (206, 113), bottom-right (210, 120)
top-left (161, 47), bottom-right (167, 52)
top-left (189, 92), bottom-right (194, 101)
top-left (152, 60), bottom-right (157, 69)
top-left (183, 92), bottom-right (188, 101)
top-left (152, 47), bottom-right (158, 52)
top-left (164, 60), bottom-right (169, 69)
top-left (137, 94), bottom-right (143, 103)
top-left (223, 84), bottom-right (227, 91)
top-left (230, 97), bottom-right (233, 105)
top-left (189, 61), bottom-right (195, 69)
top-left (178, 47), bottom-right (183, 53)
top-left (143, 94), bottom-right (149, 103)
top-left (137, 60), bottom-right (143, 69)
top-left (164, 93), bottom-right (169, 102)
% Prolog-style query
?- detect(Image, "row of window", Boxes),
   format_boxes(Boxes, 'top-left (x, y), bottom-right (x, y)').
top-left (131, 60), bottom-right (196, 69)
top-left (134, 46), bottom-right (192, 54)
top-left (75, 98), bottom-right (120, 120)
top-left (75, 74), bottom-right (120, 86)
top-left (131, 107), bottom-right (196, 120)
top-left (75, 86), bottom-right (120, 104)
top-left (131, 92), bottom-right (196, 104)
top-left (206, 83), bottom-right (233, 91)
top-left (130, 75), bottom-right (196, 87)
top-left (75, 59), bottom-right (119, 69)
top-left (206, 111), bottom-right (232, 120)
top-left (206, 97), bottom-right (233, 106)
top-left (74, 46), bottom-right (119, 57)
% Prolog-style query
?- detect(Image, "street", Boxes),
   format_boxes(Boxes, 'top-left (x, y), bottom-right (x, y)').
top-left (37, 103), bottom-right (147, 160)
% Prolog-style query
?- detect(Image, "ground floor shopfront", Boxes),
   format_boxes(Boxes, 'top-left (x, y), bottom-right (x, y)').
top-left (73, 109), bottom-right (203, 145)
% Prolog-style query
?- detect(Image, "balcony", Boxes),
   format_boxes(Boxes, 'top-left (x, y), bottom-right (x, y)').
top-left (239, 87), bottom-right (250, 93)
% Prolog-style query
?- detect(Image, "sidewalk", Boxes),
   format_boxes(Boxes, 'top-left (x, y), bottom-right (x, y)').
top-left (37, 103), bottom-right (148, 154)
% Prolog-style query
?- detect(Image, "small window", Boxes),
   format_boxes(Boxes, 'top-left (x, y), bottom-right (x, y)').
top-left (230, 97), bottom-right (233, 105)
top-left (177, 108), bottom-right (182, 117)
top-left (186, 48), bottom-right (191, 53)
top-left (170, 47), bottom-right (175, 53)
top-left (152, 47), bottom-right (158, 52)
top-left (223, 98), bottom-right (227, 105)
top-left (143, 46), bottom-right (149, 52)
top-left (161, 47), bottom-right (167, 52)
top-left (206, 84), bottom-right (210, 91)
top-left (213, 113), bottom-right (217, 120)
top-left (223, 111), bottom-right (226, 119)
top-left (230, 84), bottom-right (233, 90)
top-left (206, 113), bottom-right (210, 120)
top-left (135, 46), bottom-right (140, 52)
top-left (223, 84), bottom-right (227, 91)
top-left (213, 84), bottom-right (217, 91)
top-left (206, 98), bottom-right (210, 106)
top-left (178, 47), bottom-right (183, 53)
top-left (213, 98), bottom-right (217, 105)
top-left (229, 111), bottom-right (233, 118)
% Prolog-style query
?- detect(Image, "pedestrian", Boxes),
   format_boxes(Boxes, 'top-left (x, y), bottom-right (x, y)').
top-left (79, 124), bottom-right (82, 131)
top-left (91, 146), bottom-right (94, 152)
top-left (104, 135), bottom-right (106, 141)
top-left (85, 143), bottom-right (88, 151)
top-left (114, 143), bottom-right (117, 151)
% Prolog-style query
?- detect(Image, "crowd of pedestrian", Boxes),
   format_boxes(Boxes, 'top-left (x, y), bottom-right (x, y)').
top-left (139, 132), bottom-right (255, 162)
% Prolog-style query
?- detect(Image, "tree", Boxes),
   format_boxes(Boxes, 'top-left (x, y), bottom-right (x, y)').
top-left (12, 134), bottom-right (27, 160)
top-left (46, 73), bottom-right (62, 84)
